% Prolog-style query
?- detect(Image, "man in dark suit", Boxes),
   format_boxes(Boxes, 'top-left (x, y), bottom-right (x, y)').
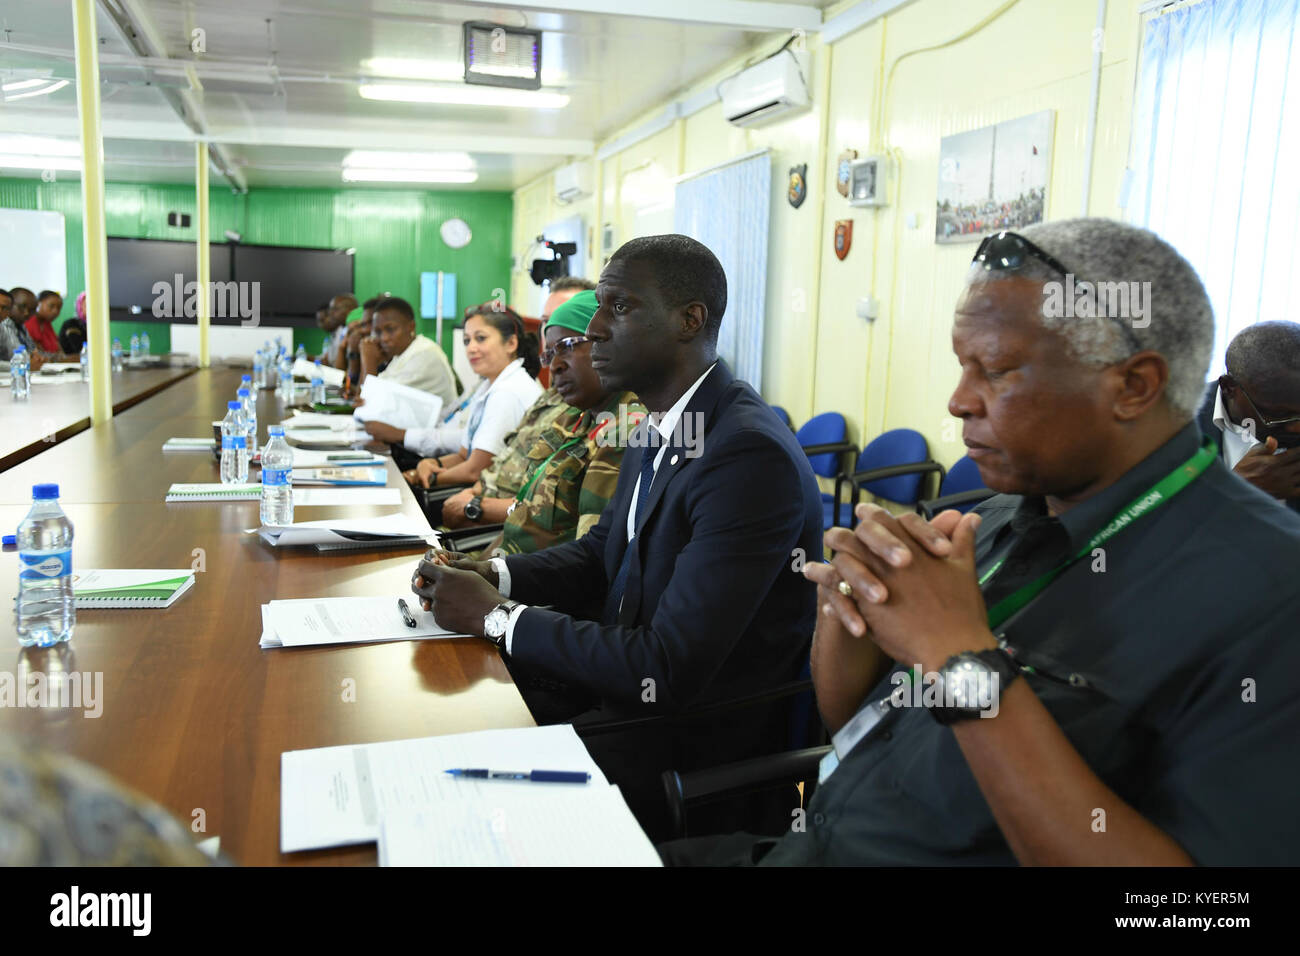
top-left (1195, 320), bottom-right (1300, 514)
top-left (412, 235), bottom-right (823, 838)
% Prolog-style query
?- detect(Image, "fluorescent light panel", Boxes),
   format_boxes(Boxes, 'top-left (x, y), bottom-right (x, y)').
top-left (0, 154), bottom-right (81, 171)
top-left (358, 83), bottom-right (568, 109)
top-left (362, 57), bottom-right (565, 85)
top-left (341, 168), bottom-right (478, 184)
top-left (341, 150), bottom-right (474, 170)
top-left (3, 79), bottom-right (69, 101)
top-left (0, 134), bottom-right (81, 157)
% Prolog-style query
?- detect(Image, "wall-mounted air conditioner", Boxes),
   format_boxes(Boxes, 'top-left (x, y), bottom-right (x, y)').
top-left (721, 50), bottom-right (811, 129)
top-left (554, 160), bottom-right (593, 204)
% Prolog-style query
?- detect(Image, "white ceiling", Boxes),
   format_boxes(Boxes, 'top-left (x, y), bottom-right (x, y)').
top-left (0, 0), bottom-right (836, 191)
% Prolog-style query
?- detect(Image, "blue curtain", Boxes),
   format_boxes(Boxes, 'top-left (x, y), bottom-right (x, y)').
top-left (673, 152), bottom-right (772, 391)
top-left (1129, 0), bottom-right (1300, 374)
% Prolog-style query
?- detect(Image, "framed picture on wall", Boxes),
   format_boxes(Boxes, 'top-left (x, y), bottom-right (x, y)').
top-left (935, 110), bottom-right (1054, 244)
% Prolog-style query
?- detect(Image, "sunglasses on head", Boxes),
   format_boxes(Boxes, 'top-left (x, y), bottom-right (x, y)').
top-left (972, 230), bottom-right (1143, 353)
top-left (541, 334), bottom-right (589, 367)
top-left (972, 230), bottom-right (1072, 278)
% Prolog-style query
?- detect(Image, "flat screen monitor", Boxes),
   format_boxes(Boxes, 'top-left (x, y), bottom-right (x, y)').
top-left (232, 244), bottom-right (355, 322)
top-left (106, 237), bottom-right (232, 316)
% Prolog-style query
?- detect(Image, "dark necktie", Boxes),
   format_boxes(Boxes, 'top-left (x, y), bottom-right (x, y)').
top-left (603, 446), bottom-right (659, 623)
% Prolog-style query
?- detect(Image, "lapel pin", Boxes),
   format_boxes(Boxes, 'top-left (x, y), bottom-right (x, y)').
top-left (670, 454), bottom-right (679, 465)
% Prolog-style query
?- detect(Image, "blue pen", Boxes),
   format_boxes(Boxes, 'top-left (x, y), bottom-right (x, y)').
top-left (445, 769), bottom-right (591, 784)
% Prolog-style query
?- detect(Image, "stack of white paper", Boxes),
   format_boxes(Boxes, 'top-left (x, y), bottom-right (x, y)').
top-left (256, 513), bottom-right (435, 548)
top-left (259, 594), bottom-right (463, 648)
top-left (352, 376), bottom-right (444, 432)
top-left (280, 725), bottom-right (614, 854)
top-left (377, 786), bottom-right (661, 867)
top-left (292, 358), bottom-right (345, 387)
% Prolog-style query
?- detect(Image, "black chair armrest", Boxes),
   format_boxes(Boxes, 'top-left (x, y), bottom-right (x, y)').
top-left (849, 460), bottom-right (946, 485)
top-left (917, 488), bottom-right (996, 519)
top-left (420, 482), bottom-right (473, 503)
top-left (831, 461), bottom-right (946, 527)
top-left (440, 523), bottom-right (505, 552)
top-left (799, 440), bottom-right (856, 458)
top-left (661, 746), bottom-right (831, 838)
top-left (575, 679), bottom-right (813, 739)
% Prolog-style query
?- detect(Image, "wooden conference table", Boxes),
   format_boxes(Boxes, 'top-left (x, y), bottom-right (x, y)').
top-left (0, 367), bottom-right (534, 865)
top-left (0, 363), bottom-right (198, 471)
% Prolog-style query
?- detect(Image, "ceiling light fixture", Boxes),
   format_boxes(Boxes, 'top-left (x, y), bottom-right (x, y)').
top-left (341, 150), bottom-right (474, 171)
top-left (0, 154), bottom-right (81, 172)
top-left (358, 83), bottom-right (568, 109)
top-left (340, 167), bottom-right (479, 184)
top-left (3, 79), bottom-right (70, 102)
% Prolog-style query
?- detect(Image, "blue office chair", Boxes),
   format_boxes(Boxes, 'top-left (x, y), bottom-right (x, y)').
top-left (829, 429), bottom-right (945, 528)
top-left (795, 413), bottom-right (857, 530)
top-left (770, 405), bottom-right (793, 432)
top-left (796, 412), bottom-right (854, 479)
top-left (918, 454), bottom-right (994, 518)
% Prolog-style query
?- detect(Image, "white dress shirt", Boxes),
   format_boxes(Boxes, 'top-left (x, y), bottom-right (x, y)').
top-left (377, 334), bottom-right (458, 411)
top-left (1212, 384), bottom-right (1260, 470)
top-left (491, 363), bottom-right (718, 654)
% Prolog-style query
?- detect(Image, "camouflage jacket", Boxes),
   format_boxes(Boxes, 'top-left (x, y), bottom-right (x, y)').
top-left (480, 388), bottom-right (569, 499)
top-left (477, 390), bottom-right (645, 557)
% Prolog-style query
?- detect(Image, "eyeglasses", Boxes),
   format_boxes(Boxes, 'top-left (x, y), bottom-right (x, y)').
top-left (1225, 376), bottom-right (1300, 434)
top-left (541, 335), bottom-right (589, 367)
top-left (972, 230), bottom-right (1142, 353)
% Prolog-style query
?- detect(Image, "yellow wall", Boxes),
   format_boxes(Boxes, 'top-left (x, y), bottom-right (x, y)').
top-left (511, 0), bottom-right (1144, 469)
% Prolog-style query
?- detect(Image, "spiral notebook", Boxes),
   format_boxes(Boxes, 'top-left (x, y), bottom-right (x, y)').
top-left (72, 570), bottom-right (196, 608)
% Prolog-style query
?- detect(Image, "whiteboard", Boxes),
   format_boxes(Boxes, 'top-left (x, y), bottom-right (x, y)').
top-left (0, 209), bottom-right (67, 295)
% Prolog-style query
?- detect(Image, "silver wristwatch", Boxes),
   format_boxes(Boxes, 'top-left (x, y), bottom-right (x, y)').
top-left (483, 601), bottom-right (518, 648)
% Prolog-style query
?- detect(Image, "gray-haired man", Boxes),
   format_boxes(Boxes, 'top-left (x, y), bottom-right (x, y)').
top-left (661, 218), bottom-right (1300, 866)
top-left (1196, 321), bottom-right (1300, 513)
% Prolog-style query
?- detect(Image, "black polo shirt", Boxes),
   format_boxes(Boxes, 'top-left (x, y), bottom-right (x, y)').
top-left (762, 421), bottom-right (1300, 866)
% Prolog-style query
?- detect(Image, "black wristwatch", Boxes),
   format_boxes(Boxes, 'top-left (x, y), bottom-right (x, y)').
top-left (930, 648), bottom-right (1021, 725)
top-left (464, 496), bottom-right (483, 521)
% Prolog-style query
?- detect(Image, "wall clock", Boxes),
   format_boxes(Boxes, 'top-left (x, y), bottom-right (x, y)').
top-left (440, 218), bottom-right (472, 249)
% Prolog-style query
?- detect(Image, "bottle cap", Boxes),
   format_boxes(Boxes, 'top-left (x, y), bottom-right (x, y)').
top-left (269, 426), bottom-right (285, 436)
top-left (311, 377), bottom-right (323, 386)
top-left (228, 400), bottom-right (242, 410)
top-left (237, 388), bottom-right (251, 398)
top-left (1, 534), bottom-right (14, 547)
top-left (241, 374), bottom-right (252, 381)
top-left (32, 483), bottom-right (59, 500)
top-left (13, 345), bottom-right (24, 353)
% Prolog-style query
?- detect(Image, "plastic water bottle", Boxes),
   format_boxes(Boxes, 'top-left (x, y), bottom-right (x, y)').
top-left (15, 483), bottom-right (75, 648)
top-left (295, 343), bottom-right (307, 363)
top-left (260, 426), bottom-right (294, 527)
top-left (253, 355), bottom-right (265, 390)
top-left (111, 338), bottom-right (123, 372)
top-left (10, 345), bottom-right (30, 401)
top-left (140, 332), bottom-right (151, 356)
top-left (220, 400), bottom-right (249, 484)
top-left (265, 352), bottom-right (278, 391)
top-left (310, 376), bottom-right (326, 405)
top-left (79, 343), bottom-right (89, 382)
top-left (239, 373), bottom-right (253, 401)
top-left (129, 333), bottom-right (141, 362)
top-left (237, 386), bottom-right (258, 455)
top-left (278, 354), bottom-right (295, 402)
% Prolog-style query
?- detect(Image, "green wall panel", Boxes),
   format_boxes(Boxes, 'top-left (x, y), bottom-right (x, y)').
top-left (0, 179), bottom-right (512, 358)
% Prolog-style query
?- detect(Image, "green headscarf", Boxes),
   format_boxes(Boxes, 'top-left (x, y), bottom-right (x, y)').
top-left (543, 289), bottom-right (597, 336)
top-left (345, 305), bottom-right (366, 324)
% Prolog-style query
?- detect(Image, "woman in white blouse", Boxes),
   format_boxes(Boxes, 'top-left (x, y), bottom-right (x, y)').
top-left (403, 305), bottom-right (542, 489)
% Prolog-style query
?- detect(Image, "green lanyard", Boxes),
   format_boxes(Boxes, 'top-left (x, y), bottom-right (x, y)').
top-left (979, 437), bottom-right (1218, 631)
top-left (515, 435), bottom-right (586, 503)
